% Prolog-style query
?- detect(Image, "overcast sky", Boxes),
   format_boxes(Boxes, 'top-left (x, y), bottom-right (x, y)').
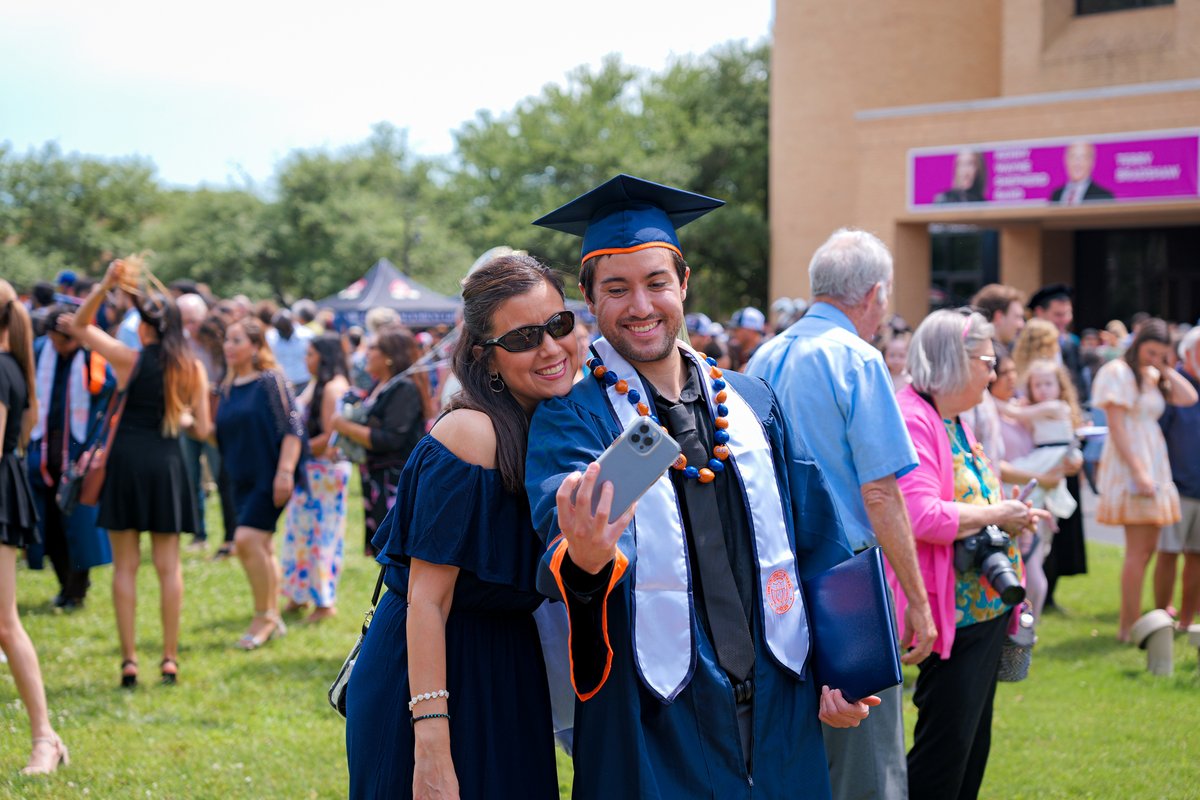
top-left (2, 0), bottom-right (773, 189)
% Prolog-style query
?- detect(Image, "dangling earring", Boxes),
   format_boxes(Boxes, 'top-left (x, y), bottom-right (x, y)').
top-left (489, 372), bottom-right (506, 393)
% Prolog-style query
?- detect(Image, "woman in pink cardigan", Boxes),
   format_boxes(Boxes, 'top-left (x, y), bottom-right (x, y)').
top-left (891, 309), bottom-right (1047, 800)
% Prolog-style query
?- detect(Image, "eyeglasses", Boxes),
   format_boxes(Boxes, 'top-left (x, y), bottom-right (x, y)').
top-left (482, 311), bottom-right (575, 353)
top-left (975, 355), bottom-right (998, 370)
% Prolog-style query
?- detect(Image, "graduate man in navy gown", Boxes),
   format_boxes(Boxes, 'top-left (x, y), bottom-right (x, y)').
top-left (525, 175), bottom-right (877, 800)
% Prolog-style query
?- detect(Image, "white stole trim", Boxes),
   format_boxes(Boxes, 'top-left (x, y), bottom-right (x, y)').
top-left (590, 338), bottom-right (809, 702)
top-left (31, 345), bottom-right (90, 443)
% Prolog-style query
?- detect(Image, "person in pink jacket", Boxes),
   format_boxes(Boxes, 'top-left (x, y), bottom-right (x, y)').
top-left (891, 309), bottom-right (1048, 800)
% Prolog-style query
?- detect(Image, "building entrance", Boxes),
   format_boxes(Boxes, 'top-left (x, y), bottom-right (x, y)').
top-left (1073, 226), bottom-right (1200, 329)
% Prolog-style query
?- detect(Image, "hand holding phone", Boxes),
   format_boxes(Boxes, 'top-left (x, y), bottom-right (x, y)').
top-left (572, 420), bottom-right (682, 519)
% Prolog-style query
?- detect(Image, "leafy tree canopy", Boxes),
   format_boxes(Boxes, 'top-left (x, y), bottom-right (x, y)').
top-left (1, 39), bottom-right (769, 318)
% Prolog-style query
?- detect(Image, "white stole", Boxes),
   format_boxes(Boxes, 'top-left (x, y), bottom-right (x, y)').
top-left (31, 345), bottom-right (91, 444)
top-left (590, 338), bottom-right (810, 702)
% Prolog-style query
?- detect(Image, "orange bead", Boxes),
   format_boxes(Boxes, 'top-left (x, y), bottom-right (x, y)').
top-left (673, 454), bottom-right (688, 470)
top-left (714, 391), bottom-right (728, 404)
top-left (698, 468), bottom-right (716, 484)
top-left (593, 366), bottom-right (607, 378)
top-left (696, 352), bottom-right (708, 362)
top-left (710, 367), bottom-right (723, 380)
top-left (714, 417), bottom-right (730, 430)
top-left (636, 402), bottom-right (650, 416)
top-left (713, 445), bottom-right (730, 460)
top-left (615, 379), bottom-right (629, 394)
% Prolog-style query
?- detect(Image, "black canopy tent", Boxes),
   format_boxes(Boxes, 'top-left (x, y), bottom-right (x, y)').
top-left (316, 258), bottom-right (461, 329)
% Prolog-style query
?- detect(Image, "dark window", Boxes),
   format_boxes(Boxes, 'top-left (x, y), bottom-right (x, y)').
top-left (1076, 0), bottom-right (1172, 15)
top-left (929, 226), bottom-right (999, 312)
top-left (1073, 227), bottom-right (1200, 330)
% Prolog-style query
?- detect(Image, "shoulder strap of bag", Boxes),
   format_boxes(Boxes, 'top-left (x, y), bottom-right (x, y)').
top-left (362, 564), bottom-right (386, 636)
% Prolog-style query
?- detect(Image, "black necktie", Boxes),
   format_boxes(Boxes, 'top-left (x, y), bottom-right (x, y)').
top-left (663, 403), bottom-right (755, 683)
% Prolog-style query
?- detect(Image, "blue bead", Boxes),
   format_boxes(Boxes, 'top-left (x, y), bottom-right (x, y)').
top-left (712, 378), bottom-right (726, 391)
top-left (684, 466), bottom-right (700, 480)
top-left (604, 371), bottom-right (619, 386)
top-left (589, 357), bottom-right (604, 368)
top-left (627, 389), bottom-right (641, 404)
top-left (716, 403), bottom-right (729, 417)
top-left (706, 356), bottom-right (718, 366)
top-left (714, 430), bottom-right (730, 445)
top-left (707, 458), bottom-right (724, 473)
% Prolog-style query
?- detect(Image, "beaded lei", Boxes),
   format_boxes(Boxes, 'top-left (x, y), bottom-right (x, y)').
top-left (586, 354), bottom-right (732, 484)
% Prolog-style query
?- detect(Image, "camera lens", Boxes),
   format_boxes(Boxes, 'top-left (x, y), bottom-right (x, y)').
top-left (638, 424), bottom-right (649, 434)
top-left (631, 434), bottom-right (641, 443)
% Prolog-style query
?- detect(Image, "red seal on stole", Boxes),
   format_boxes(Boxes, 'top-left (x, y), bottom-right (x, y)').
top-left (765, 569), bottom-right (795, 615)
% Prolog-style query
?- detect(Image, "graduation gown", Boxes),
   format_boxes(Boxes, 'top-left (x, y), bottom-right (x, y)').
top-left (526, 366), bottom-right (851, 800)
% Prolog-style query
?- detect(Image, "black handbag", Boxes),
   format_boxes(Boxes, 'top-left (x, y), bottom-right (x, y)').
top-left (328, 565), bottom-right (386, 718)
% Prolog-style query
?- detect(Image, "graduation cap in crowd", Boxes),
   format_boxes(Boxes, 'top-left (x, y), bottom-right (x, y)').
top-left (1028, 283), bottom-right (1073, 310)
top-left (533, 174), bottom-right (724, 263)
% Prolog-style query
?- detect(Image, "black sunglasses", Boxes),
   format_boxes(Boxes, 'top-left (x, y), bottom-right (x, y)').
top-left (483, 311), bottom-right (575, 353)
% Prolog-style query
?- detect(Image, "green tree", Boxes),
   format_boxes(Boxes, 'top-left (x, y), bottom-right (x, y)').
top-left (0, 142), bottom-right (162, 283)
top-left (446, 41), bottom-right (771, 317)
top-left (266, 123), bottom-right (473, 301)
top-left (142, 188), bottom-right (273, 298)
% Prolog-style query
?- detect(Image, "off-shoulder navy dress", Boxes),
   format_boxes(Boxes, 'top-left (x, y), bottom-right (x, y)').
top-left (345, 436), bottom-right (557, 800)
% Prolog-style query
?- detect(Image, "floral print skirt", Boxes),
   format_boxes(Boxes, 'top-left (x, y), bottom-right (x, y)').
top-left (282, 459), bottom-right (352, 607)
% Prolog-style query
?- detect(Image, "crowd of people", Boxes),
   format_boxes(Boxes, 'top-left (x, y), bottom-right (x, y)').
top-left (1, 173), bottom-right (1197, 798)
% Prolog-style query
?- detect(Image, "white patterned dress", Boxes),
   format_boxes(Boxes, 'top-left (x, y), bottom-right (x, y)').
top-left (281, 399), bottom-right (351, 607)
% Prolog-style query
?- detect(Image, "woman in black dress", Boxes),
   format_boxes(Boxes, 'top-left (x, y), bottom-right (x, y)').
top-left (68, 258), bottom-right (211, 688)
top-left (0, 280), bottom-right (69, 774)
top-left (216, 318), bottom-right (304, 649)
top-left (330, 327), bottom-right (425, 557)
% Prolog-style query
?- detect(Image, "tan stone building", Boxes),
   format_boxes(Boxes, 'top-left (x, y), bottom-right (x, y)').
top-left (770, 0), bottom-right (1200, 330)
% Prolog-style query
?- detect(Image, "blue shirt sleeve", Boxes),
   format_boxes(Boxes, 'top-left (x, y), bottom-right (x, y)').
top-left (845, 354), bottom-right (919, 484)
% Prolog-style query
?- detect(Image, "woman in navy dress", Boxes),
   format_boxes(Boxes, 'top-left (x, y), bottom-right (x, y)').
top-left (217, 317), bottom-right (304, 649)
top-left (345, 254), bottom-right (579, 799)
top-left (68, 258), bottom-right (211, 688)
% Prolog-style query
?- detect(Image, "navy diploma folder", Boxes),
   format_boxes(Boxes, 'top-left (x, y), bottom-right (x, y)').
top-left (801, 546), bottom-right (903, 703)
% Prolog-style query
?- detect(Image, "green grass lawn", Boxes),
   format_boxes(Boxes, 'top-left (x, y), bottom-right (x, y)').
top-left (1, 483), bottom-right (1197, 798)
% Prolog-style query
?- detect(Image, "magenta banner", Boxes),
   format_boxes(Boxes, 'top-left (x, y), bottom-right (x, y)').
top-left (908, 130), bottom-right (1200, 210)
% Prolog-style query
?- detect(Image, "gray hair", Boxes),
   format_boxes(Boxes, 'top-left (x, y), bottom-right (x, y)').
top-left (808, 228), bottom-right (894, 307)
top-left (1179, 325), bottom-right (1200, 362)
top-left (908, 309), bottom-right (995, 396)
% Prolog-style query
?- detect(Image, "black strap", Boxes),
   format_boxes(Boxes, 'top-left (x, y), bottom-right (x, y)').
top-left (664, 403), bottom-right (755, 683)
top-left (362, 564), bottom-right (386, 636)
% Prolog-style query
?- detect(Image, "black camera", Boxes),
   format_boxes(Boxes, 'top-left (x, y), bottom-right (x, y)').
top-left (953, 525), bottom-right (1026, 606)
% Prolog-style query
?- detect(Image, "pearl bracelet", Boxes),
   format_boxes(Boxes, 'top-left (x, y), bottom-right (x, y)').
top-left (408, 689), bottom-right (449, 711)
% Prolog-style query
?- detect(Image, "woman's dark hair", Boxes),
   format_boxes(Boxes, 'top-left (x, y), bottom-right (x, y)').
top-left (373, 327), bottom-right (416, 378)
top-left (134, 290), bottom-right (197, 437)
top-left (306, 334), bottom-right (349, 439)
top-left (273, 309), bottom-right (296, 340)
top-left (1124, 317), bottom-right (1171, 395)
top-left (196, 313), bottom-right (227, 378)
top-left (0, 280), bottom-right (38, 431)
top-left (451, 254), bottom-right (566, 493)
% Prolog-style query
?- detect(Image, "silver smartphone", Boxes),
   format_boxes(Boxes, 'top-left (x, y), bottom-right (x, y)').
top-left (580, 419), bottom-right (683, 519)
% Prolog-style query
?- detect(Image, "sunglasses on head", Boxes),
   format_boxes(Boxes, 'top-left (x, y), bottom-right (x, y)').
top-left (483, 310), bottom-right (575, 353)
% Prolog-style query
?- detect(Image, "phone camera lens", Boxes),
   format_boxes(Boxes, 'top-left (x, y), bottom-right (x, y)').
top-left (631, 434), bottom-right (641, 443)
top-left (639, 424), bottom-right (649, 434)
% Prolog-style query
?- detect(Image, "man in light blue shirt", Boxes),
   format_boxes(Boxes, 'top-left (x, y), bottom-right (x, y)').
top-left (747, 228), bottom-right (935, 800)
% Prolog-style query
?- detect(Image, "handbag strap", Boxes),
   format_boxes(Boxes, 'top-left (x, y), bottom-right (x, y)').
top-left (362, 564), bottom-right (387, 636)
